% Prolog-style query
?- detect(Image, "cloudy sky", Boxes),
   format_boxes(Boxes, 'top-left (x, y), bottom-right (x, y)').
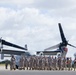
top-left (0, 0), bottom-right (76, 59)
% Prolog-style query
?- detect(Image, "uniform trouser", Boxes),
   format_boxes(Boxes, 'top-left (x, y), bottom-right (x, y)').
top-left (10, 63), bottom-right (16, 70)
top-left (47, 63), bottom-right (50, 70)
top-left (29, 63), bottom-right (32, 70)
top-left (53, 64), bottom-right (57, 70)
top-left (20, 62), bottom-right (25, 67)
top-left (5, 64), bottom-right (8, 69)
top-left (26, 62), bottom-right (29, 70)
top-left (62, 63), bottom-right (67, 70)
top-left (67, 64), bottom-right (72, 70)
top-left (58, 64), bottom-right (61, 70)
top-left (74, 63), bottom-right (76, 71)
top-left (39, 64), bottom-right (42, 70)
top-left (42, 63), bottom-right (45, 70)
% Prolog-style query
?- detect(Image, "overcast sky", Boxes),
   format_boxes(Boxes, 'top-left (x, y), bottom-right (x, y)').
top-left (0, 0), bottom-right (76, 60)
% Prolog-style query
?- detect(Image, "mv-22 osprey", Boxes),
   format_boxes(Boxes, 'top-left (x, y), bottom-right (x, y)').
top-left (37, 23), bottom-right (76, 58)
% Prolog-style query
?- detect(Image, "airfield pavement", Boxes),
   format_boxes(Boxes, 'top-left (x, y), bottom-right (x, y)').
top-left (0, 70), bottom-right (76, 75)
top-left (0, 65), bottom-right (76, 75)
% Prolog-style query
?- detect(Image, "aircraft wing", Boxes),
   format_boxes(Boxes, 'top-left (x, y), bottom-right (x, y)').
top-left (0, 49), bottom-right (26, 55)
top-left (44, 44), bottom-right (60, 51)
top-left (36, 50), bottom-right (61, 55)
top-left (1, 39), bottom-right (26, 50)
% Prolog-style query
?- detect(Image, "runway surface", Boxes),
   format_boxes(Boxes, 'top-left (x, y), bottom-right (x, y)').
top-left (0, 66), bottom-right (76, 75)
top-left (0, 70), bottom-right (76, 75)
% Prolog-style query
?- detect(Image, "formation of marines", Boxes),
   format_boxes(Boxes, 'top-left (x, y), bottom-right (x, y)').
top-left (10, 55), bottom-right (76, 71)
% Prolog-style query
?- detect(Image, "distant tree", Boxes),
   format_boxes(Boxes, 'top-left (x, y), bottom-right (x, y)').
top-left (0, 60), bottom-right (10, 64)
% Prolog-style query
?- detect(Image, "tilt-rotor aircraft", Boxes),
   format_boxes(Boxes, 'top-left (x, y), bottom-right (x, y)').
top-left (0, 38), bottom-right (31, 59)
top-left (37, 23), bottom-right (76, 58)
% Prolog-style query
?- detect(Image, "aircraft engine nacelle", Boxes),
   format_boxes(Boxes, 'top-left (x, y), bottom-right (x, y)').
top-left (57, 53), bottom-right (61, 57)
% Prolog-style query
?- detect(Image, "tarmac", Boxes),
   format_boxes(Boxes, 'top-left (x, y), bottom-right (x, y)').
top-left (0, 65), bottom-right (76, 75)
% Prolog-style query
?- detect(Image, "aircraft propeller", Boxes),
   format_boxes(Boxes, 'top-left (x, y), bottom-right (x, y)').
top-left (44, 23), bottom-right (76, 51)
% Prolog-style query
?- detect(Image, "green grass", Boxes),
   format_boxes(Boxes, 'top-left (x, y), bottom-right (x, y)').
top-left (0, 64), bottom-right (5, 66)
top-left (0, 64), bottom-right (10, 66)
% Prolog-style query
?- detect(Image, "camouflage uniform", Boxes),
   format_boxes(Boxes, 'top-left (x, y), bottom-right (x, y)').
top-left (33, 56), bottom-right (37, 70)
top-left (19, 56), bottom-right (25, 70)
top-left (53, 57), bottom-right (57, 70)
top-left (62, 57), bottom-right (67, 70)
top-left (57, 57), bottom-right (62, 70)
top-left (41, 57), bottom-right (45, 70)
top-left (44, 57), bottom-right (48, 70)
top-left (10, 55), bottom-right (16, 70)
top-left (69, 57), bottom-right (72, 71)
top-left (48, 56), bottom-right (52, 70)
top-left (74, 58), bottom-right (76, 71)
top-left (24, 56), bottom-right (27, 70)
top-left (51, 56), bottom-right (54, 70)
top-left (20, 56), bottom-right (25, 69)
top-left (39, 57), bottom-right (42, 70)
top-left (26, 57), bottom-right (29, 70)
top-left (29, 56), bottom-right (33, 70)
top-left (66, 58), bottom-right (71, 70)
top-left (36, 57), bottom-right (39, 70)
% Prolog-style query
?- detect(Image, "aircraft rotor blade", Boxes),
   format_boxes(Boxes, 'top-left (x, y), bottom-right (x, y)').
top-left (68, 43), bottom-right (76, 48)
top-left (44, 43), bottom-right (60, 51)
top-left (1, 39), bottom-right (26, 50)
top-left (58, 23), bottom-right (67, 43)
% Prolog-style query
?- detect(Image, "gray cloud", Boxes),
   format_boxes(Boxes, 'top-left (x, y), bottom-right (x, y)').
top-left (33, 0), bottom-right (73, 9)
top-left (0, 0), bottom-right (76, 59)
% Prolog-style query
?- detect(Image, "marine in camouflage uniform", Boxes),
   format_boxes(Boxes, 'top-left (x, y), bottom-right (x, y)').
top-left (21, 55), bottom-right (25, 70)
top-left (36, 56), bottom-right (39, 70)
top-left (66, 57), bottom-right (71, 70)
top-left (69, 57), bottom-right (72, 71)
top-left (74, 58), bottom-right (76, 71)
top-left (48, 56), bottom-right (52, 70)
top-left (10, 55), bottom-right (16, 70)
top-left (43, 56), bottom-right (46, 70)
top-left (24, 56), bottom-right (27, 70)
top-left (41, 57), bottom-right (45, 70)
top-left (51, 56), bottom-right (54, 70)
top-left (62, 57), bottom-right (67, 70)
top-left (26, 56), bottom-right (29, 70)
top-left (57, 57), bottom-right (62, 70)
top-left (33, 56), bottom-right (37, 70)
top-left (44, 57), bottom-right (48, 70)
top-left (53, 57), bottom-right (57, 70)
top-left (39, 56), bottom-right (42, 70)
top-left (29, 56), bottom-right (33, 70)
top-left (19, 55), bottom-right (25, 70)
